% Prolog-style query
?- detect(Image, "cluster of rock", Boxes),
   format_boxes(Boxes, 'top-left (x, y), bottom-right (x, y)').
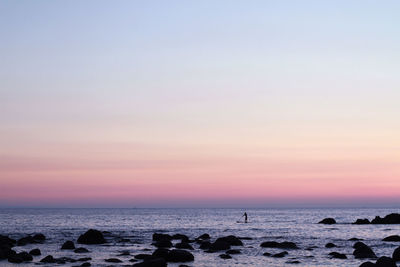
top-left (0, 234), bottom-right (45, 263)
top-left (353, 213), bottom-right (400, 225)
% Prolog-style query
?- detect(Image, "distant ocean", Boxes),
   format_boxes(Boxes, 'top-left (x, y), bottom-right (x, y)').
top-left (0, 208), bottom-right (399, 266)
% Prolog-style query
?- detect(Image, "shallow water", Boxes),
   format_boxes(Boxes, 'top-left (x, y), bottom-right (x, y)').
top-left (0, 208), bottom-right (399, 266)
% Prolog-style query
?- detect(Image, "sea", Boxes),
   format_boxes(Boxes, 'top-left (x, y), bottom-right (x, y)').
top-left (0, 208), bottom-right (399, 267)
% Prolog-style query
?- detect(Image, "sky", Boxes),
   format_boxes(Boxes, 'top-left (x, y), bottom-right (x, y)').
top-left (0, 0), bottom-right (399, 208)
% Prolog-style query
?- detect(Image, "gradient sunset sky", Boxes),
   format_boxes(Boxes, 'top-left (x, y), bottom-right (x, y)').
top-left (1, 0), bottom-right (399, 207)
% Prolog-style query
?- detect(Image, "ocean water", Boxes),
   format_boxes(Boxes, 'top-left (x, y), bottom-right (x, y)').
top-left (0, 208), bottom-right (399, 266)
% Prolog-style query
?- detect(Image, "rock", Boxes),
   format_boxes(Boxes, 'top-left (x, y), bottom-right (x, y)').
top-left (118, 250), bottom-right (130, 256)
top-left (215, 235), bottom-right (243, 246)
top-left (219, 254), bottom-right (232, 259)
top-left (175, 242), bottom-right (193, 250)
top-left (0, 246), bottom-right (16, 260)
top-left (80, 263), bottom-right (91, 267)
top-left (318, 218), bottom-right (336, 224)
top-left (40, 255), bottom-right (57, 263)
top-left (17, 236), bottom-right (35, 246)
top-left (353, 242), bottom-right (377, 259)
top-left (74, 247), bottom-right (89, 253)
top-left (353, 219), bottom-right (370, 224)
top-left (329, 252), bottom-right (347, 259)
top-left (8, 252), bottom-right (33, 263)
top-left (260, 241), bottom-right (298, 249)
top-left (325, 242), bottom-right (336, 248)
top-left (197, 233), bottom-right (210, 240)
top-left (272, 251), bottom-right (288, 258)
top-left (135, 254), bottom-right (153, 260)
top-left (263, 252), bottom-right (271, 256)
top-left (152, 233), bottom-right (172, 241)
top-left (375, 256), bottom-right (396, 267)
top-left (105, 258), bottom-right (122, 263)
top-left (349, 238), bottom-right (363, 241)
top-left (152, 248), bottom-right (169, 260)
top-left (153, 239), bottom-right (172, 248)
top-left (0, 235), bottom-right (16, 248)
top-left (359, 262), bottom-right (375, 267)
top-left (383, 235), bottom-right (400, 242)
top-left (8, 254), bottom-right (24, 263)
top-left (132, 257), bottom-right (167, 267)
top-left (32, 233), bottom-right (46, 241)
top-left (77, 229), bottom-right (105, 244)
top-left (286, 260), bottom-right (301, 264)
top-left (209, 239), bottom-right (230, 251)
top-left (62, 240), bottom-right (76, 249)
top-left (167, 249), bottom-right (194, 262)
top-left (226, 249), bottom-right (241, 254)
top-left (29, 248), bottom-right (41, 256)
top-left (199, 241), bottom-right (211, 249)
top-left (393, 246), bottom-right (400, 261)
top-left (371, 213), bottom-right (400, 224)
top-left (172, 234), bottom-right (189, 242)
top-left (77, 257), bottom-right (92, 261)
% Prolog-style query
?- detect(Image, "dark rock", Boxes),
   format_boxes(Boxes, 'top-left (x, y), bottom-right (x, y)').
top-left (260, 241), bottom-right (298, 249)
top-left (172, 234), bottom-right (189, 242)
top-left (135, 254), bottom-right (153, 260)
top-left (238, 237), bottom-right (253, 240)
top-left (18, 252), bottom-right (33, 261)
top-left (0, 246), bottom-right (16, 260)
top-left (359, 262), bottom-right (375, 267)
top-left (80, 263), bottom-right (91, 267)
top-left (353, 219), bottom-right (370, 224)
top-left (105, 258), bottom-right (122, 263)
top-left (118, 250), bottom-right (130, 256)
top-left (286, 260), bottom-right (301, 264)
top-left (175, 242), bottom-right (193, 250)
top-left (263, 252), bottom-right (271, 256)
top-left (219, 254), bottom-right (232, 259)
top-left (40, 255), bottom-right (57, 263)
top-left (325, 242), bottom-right (336, 248)
top-left (209, 239), bottom-right (230, 251)
top-left (199, 241), bottom-right (211, 249)
top-left (77, 257), bottom-right (92, 261)
top-left (349, 238), bottom-right (363, 241)
top-left (152, 248), bottom-right (169, 260)
top-left (383, 235), bottom-right (400, 242)
top-left (62, 240), bottom-right (75, 249)
top-left (77, 229), bottom-right (105, 244)
top-left (132, 257), bottom-right (167, 267)
top-left (167, 249), bottom-right (194, 262)
top-left (153, 239), bottom-right (172, 248)
top-left (318, 218), bottom-right (336, 224)
top-left (215, 235), bottom-right (243, 246)
top-left (0, 235), bottom-right (16, 248)
top-left (74, 247), bottom-right (89, 253)
top-left (329, 252), bottom-right (347, 259)
top-left (8, 254), bottom-right (24, 263)
top-left (32, 233), bottom-right (46, 241)
top-left (376, 256), bottom-right (396, 267)
top-left (371, 213), bottom-right (400, 224)
top-left (197, 233), bottom-right (210, 240)
top-left (272, 251), bottom-right (288, 258)
top-left (353, 242), bottom-right (377, 259)
top-left (393, 246), bottom-right (400, 261)
top-left (16, 236), bottom-right (35, 246)
top-left (152, 233), bottom-right (172, 241)
top-left (226, 249), bottom-right (241, 254)
top-left (29, 248), bottom-right (41, 256)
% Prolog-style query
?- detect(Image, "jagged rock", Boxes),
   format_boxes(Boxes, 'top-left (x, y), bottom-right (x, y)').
top-left (318, 218), bottom-right (336, 224)
top-left (371, 213), bottom-right (400, 224)
top-left (77, 229), bottom-right (105, 244)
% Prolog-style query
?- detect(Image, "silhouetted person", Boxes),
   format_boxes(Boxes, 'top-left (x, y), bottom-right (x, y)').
top-left (242, 212), bottom-right (248, 223)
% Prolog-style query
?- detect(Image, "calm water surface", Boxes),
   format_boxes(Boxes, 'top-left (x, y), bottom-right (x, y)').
top-left (0, 208), bottom-right (399, 266)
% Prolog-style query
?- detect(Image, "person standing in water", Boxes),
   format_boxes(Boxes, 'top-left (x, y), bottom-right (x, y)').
top-left (242, 212), bottom-right (248, 223)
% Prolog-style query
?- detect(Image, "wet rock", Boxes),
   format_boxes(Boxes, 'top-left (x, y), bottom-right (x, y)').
top-left (329, 252), bottom-right (347, 259)
top-left (371, 213), bottom-right (400, 224)
top-left (199, 241), bottom-right (211, 249)
top-left (197, 233), bottom-right (210, 240)
top-left (260, 241), bottom-right (298, 249)
top-left (359, 262), bottom-right (375, 267)
top-left (40, 255), bottom-right (57, 263)
top-left (318, 218), bottom-right (336, 224)
top-left (77, 257), bottom-right (92, 261)
top-left (215, 235), bottom-right (243, 246)
top-left (263, 252), bottom-right (271, 256)
top-left (209, 239), bottom-right (230, 251)
top-left (29, 248), bottom-right (41, 256)
top-left (153, 239), bottom-right (172, 248)
top-left (353, 242), bottom-right (377, 259)
top-left (118, 250), bottom-right (130, 256)
top-left (0, 246), bottom-right (16, 260)
top-left (152, 233), bottom-right (172, 241)
top-left (376, 256), bottom-right (396, 267)
top-left (79, 263), bottom-right (91, 267)
top-left (325, 242), bottom-right (336, 248)
top-left (74, 247), bottom-right (89, 253)
top-left (16, 236), bottom-right (34, 246)
top-left (8, 254), bottom-right (24, 263)
top-left (349, 238), bottom-right (363, 241)
top-left (135, 254), bottom-right (153, 260)
top-left (353, 219), bottom-right (370, 224)
top-left (77, 229), bottom-right (105, 244)
top-left (167, 249), bottom-right (194, 262)
top-left (272, 251), bottom-right (288, 258)
top-left (383, 235), bottom-right (400, 242)
top-left (219, 254), bottom-right (232, 259)
top-left (62, 240), bottom-right (76, 249)
top-left (286, 260), bottom-right (301, 264)
top-left (226, 249), bottom-right (241, 254)
top-left (172, 234), bottom-right (189, 242)
top-left (393, 246), bottom-right (400, 261)
top-left (132, 257), bottom-right (167, 267)
top-left (33, 233), bottom-right (46, 241)
top-left (175, 242), bottom-right (193, 250)
top-left (105, 258), bottom-right (122, 263)
top-left (0, 235), bottom-right (16, 248)
top-left (152, 248), bottom-right (169, 260)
